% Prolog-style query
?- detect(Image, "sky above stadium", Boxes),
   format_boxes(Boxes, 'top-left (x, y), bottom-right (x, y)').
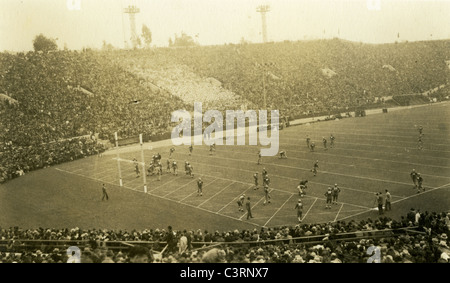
top-left (1, 0), bottom-right (450, 51)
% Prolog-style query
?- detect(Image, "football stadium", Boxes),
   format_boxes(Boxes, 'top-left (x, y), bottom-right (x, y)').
top-left (0, 0), bottom-right (449, 265)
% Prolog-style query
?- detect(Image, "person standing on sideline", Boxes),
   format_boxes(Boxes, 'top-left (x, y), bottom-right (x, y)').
top-left (385, 190), bottom-right (391, 211)
top-left (295, 199), bottom-right (303, 223)
top-left (257, 150), bottom-right (262, 165)
top-left (246, 197), bottom-right (253, 219)
top-left (102, 184), bottom-right (109, 201)
top-left (376, 192), bottom-right (384, 215)
top-left (197, 177), bottom-right (204, 196)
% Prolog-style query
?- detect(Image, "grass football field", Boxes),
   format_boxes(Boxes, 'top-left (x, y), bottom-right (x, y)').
top-left (1, 102), bottom-right (449, 232)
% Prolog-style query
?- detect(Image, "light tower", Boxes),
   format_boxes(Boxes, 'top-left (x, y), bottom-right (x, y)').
top-left (124, 5), bottom-right (140, 48)
top-left (256, 5), bottom-right (270, 43)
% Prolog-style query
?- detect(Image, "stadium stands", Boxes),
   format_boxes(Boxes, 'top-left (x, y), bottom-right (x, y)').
top-left (0, 210), bottom-right (448, 263)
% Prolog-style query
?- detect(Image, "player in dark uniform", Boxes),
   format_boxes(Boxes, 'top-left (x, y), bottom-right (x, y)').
top-left (263, 183), bottom-right (271, 205)
top-left (189, 145), bottom-right (193, 156)
top-left (299, 180), bottom-right (308, 196)
top-left (410, 169), bottom-right (418, 189)
top-left (246, 197), bottom-right (253, 219)
top-left (102, 184), bottom-right (109, 201)
top-left (312, 160), bottom-right (319, 176)
top-left (417, 173), bottom-right (424, 193)
top-left (310, 142), bottom-right (316, 152)
top-left (166, 159), bottom-right (171, 173)
top-left (187, 164), bottom-right (194, 178)
top-left (169, 147), bottom-right (175, 158)
top-left (172, 160), bottom-right (178, 176)
top-left (279, 150), bottom-right (288, 159)
top-left (197, 178), bottom-right (204, 196)
top-left (325, 187), bottom-right (333, 209)
top-left (156, 163), bottom-right (162, 181)
top-left (330, 134), bottom-right (335, 148)
top-left (253, 172), bottom-right (259, 190)
top-left (297, 184), bottom-right (305, 198)
top-left (263, 175), bottom-right (270, 187)
top-left (418, 134), bottom-right (423, 150)
top-left (147, 162), bottom-right (154, 176)
top-left (133, 158), bottom-right (140, 178)
top-left (262, 168), bottom-right (268, 180)
top-left (185, 161), bottom-right (190, 175)
top-left (209, 143), bottom-right (216, 155)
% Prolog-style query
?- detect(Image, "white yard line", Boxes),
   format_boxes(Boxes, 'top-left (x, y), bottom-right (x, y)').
top-left (263, 194), bottom-right (295, 227)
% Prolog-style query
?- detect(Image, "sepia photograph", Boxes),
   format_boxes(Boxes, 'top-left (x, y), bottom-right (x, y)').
top-left (0, 0), bottom-right (449, 268)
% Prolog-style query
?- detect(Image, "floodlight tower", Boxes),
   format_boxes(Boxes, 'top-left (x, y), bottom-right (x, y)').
top-left (256, 5), bottom-right (270, 43)
top-left (124, 5), bottom-right (140, 48)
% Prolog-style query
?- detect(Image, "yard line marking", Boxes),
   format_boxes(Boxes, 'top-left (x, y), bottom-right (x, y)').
top-left (111, 157), bottom-right (374, 210)
top-left (148, 175), bottom-right (184, 192)
top-left (177, 179), bottom-right (218, 202)
top-left (209, 144), bottom-right (450, 171)
top-left (391, 182), bottom-right (450, 205)
top-left (301, 197), bottom-right (318, 222)
top-left (198, 182), bottom-right (235, 207)
top-left (336, 208), bottom-right (373, 222)
top-left (334, 203), bottom-right (345, 222)
top-left (216, 184), bottom-right (254, 214)
top-left (282, 130), bottom-right (450, 147)
top-left (239, 195), bottom-right (267, 220)
top-left (164, 178), bottom-right (202, 198)
top-left (174, 149), bottom-right (450, 188)
top-left (263, 194), bottom-right (295, 227)
top-left (55, 167), bottom-right (262, 228)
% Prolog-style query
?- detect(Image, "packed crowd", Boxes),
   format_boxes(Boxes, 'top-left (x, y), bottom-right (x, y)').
top-left (1, 40), bottom-right (448, 183)
top-left (1, 210), bottom-right (448, 263)
top-left (0, 50), bottom-right (186, 182)
top-left (115, 39), bottom-right (450, 118)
